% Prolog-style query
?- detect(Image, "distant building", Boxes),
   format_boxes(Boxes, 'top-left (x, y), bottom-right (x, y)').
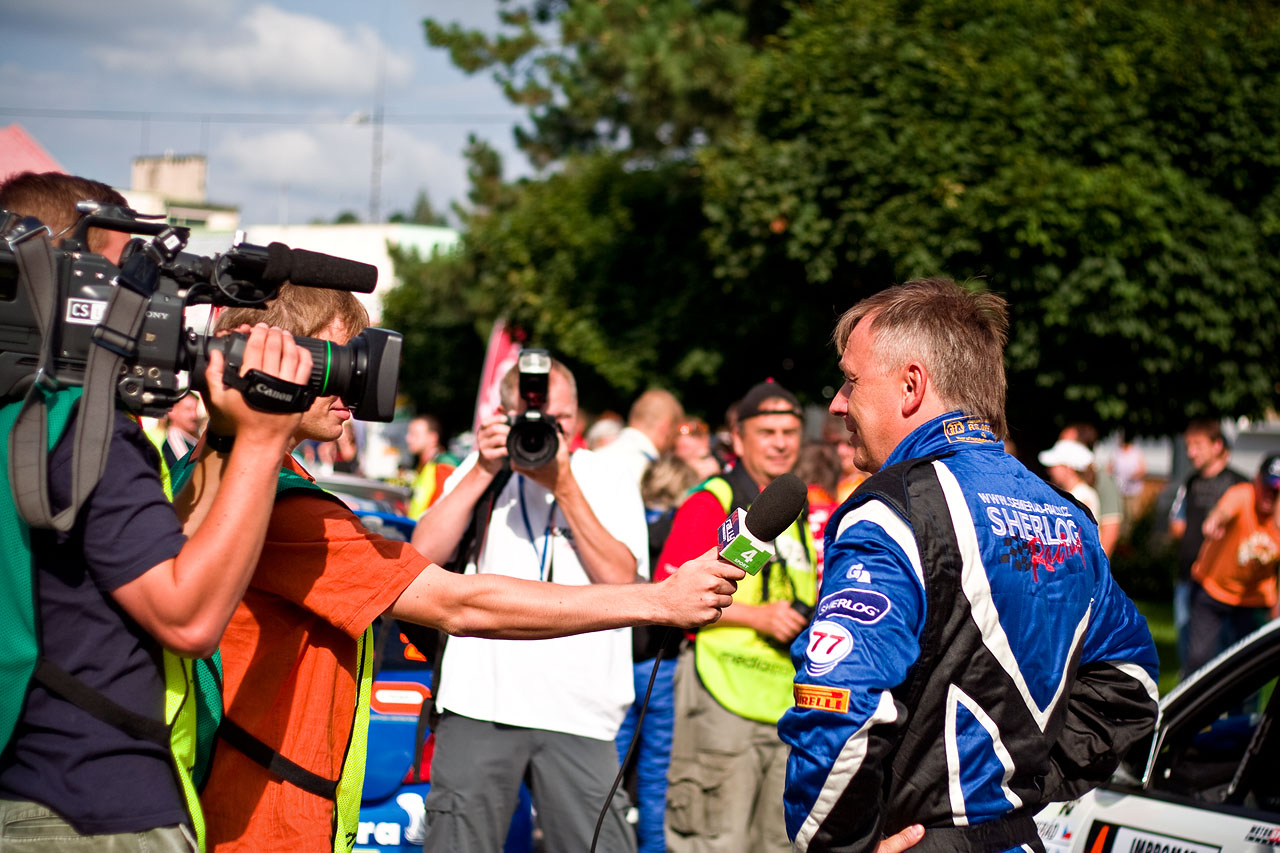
top-left (132, 152), bottom-right (206, 201)
top-left (126, 152), bottom-right (240, 231)
top-left (0, 124), bottom-right (65, 184)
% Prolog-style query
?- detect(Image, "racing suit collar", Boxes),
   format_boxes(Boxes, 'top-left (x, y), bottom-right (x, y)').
top-left (881, 410), bottom-right (1003, 470)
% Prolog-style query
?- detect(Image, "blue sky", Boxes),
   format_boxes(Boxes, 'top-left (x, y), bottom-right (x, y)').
top-left (0, 0), bottom-right (531, 225)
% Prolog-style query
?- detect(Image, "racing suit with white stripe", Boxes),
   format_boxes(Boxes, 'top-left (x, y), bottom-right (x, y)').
top-left (780, 412), bottom-right (1159, 853)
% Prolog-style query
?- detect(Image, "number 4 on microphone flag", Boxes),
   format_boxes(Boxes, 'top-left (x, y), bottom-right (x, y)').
top-left (717, 508), bottom-right (775, 575)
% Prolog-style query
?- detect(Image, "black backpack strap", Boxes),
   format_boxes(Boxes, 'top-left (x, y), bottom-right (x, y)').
top-left (9, 232), bottom-right (153, 532)
top-left (32, 658), bottom-right (171, 747)
top-left (218, 717), bottom-right (338, 800)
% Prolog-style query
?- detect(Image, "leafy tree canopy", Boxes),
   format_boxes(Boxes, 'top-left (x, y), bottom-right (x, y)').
top-left (425, 0), bottom-right (786, 167)
top-left (701, 0), bottom-right (1280, 440)
top-left (390, 0), bottom-right (1280, 439)
top-left (388, 189), bottom-right (450, 226)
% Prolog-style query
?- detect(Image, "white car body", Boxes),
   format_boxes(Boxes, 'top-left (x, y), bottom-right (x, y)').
top-left (1036, 620), bottom-right (1280, 852)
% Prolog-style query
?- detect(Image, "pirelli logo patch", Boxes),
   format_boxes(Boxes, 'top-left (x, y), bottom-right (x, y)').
top-left (795, 684), bottom-right (851, 713)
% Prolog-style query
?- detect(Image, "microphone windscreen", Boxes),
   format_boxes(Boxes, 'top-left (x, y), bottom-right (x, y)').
top-left (261, 242), bottom-right (293, 286)
top-left (287, 249), bottom-right (378, 293)
top-left (745, 472), bottom-right (806, 541)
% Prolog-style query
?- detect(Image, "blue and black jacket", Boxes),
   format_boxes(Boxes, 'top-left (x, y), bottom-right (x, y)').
top-left (779, 412), bottom-right (1159, 853)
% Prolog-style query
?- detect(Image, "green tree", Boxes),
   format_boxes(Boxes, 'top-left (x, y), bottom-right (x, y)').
top-left (389, 190), bottom-right (450, 226)
top-left (701, 0), bottom-right (1280, 442)
top-left (391, 0), bottom-right (1280, 436)
top-left (424, 0), bottom-right (782, 166)
top-left (389, 2), bottom-right (795, 419)
top-left (332, 210), bottom-right (360, 225)
top-left (380, 241), bottom-right (485, 437)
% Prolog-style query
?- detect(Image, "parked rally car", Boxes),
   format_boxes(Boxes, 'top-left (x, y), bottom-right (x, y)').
top-left (1036, 619), bottom-right (1280, 852)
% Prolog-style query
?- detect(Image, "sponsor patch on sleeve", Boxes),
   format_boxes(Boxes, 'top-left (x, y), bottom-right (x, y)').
top-left (795, 683), bottom-right (851, 713)
top-left (815, 589), bottom-right (891, 625)
top-left (803, 619), bottom-right (854, 676)
top-left (1083, 822), bottom-right (1222, 853)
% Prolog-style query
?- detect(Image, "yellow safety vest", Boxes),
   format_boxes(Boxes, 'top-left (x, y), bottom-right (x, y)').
top-left (694, 476), bottom-right (817, 724)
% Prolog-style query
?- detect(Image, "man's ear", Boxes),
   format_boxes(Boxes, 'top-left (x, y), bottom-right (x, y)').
top-left (901, 362), bottom-right (927, 418)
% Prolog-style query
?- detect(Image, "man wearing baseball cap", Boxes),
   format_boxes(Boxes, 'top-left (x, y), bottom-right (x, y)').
top-left (657, 379), bottom-right (817, 853)
top-left (1185, 452), bottom-right (1280, 673)
top-left (1038, 438), bottom-right (1102, 520)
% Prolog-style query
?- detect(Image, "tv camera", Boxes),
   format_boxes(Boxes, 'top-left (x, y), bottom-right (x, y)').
top-left (0, 202), bottom-right (401, 421)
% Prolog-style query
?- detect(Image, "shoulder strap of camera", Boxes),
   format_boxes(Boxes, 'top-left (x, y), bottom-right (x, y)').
top-left (8, 233), bottom-right (151, 531)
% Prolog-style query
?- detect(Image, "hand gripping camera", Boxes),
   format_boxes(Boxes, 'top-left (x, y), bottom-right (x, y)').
top-left (506, 348), bottom-right (559, 469)
top-left (0, 202), bottom-right (401, 420)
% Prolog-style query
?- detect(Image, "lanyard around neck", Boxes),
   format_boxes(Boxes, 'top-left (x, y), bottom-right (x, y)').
top-left (517, 474), bottom-right (557, 581)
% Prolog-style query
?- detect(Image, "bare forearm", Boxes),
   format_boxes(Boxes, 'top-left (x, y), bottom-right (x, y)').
top-left (165, 437), bottom-right (291, 649)
top-left (716, 598), bottom-right (763, 631)
top-left (388, 552), bottom-right (741, 639)
top-left (1098, 521), bottom-right (1120, 556)
top-left (390, 568), bottom-right (660, 639)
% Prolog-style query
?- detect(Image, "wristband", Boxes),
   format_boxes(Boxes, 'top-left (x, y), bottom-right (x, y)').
top-left (204, 430), bottom-right (235, 454)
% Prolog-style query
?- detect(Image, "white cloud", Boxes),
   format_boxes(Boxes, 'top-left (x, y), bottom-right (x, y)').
top-left (213, 123), bottom-right (467, 223)
top-left (92, 4), bottom-right (413, 98)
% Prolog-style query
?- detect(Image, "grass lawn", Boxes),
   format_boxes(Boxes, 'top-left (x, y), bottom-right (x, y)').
top-left (1134, 599), bottom-right (1180, 696)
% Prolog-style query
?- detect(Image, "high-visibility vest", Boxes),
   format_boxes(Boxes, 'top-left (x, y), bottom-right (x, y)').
top-left (693, 472), bottom-right (817, 724)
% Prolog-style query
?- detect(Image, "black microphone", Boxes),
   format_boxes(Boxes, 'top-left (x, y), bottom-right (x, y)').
top-left (287, 247), bottom-right (378, 293)
top-left (226, 242), bottom-right (379, 293)
top-left (716, 472), bottom-right (807, 574)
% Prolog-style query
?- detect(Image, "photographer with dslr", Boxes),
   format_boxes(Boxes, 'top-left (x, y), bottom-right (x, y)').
top-left (0, 172), bottom-right (313, 850)
top-left (411, 351), bottom-right (648, 853)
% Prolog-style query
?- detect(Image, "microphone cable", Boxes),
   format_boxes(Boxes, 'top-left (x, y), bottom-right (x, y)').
top-left (589, 627), bottom-right (674, 853)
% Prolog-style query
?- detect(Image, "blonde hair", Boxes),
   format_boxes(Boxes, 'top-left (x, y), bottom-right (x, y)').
top-left (214, 283), bottom-right (369, 338)
top-left (833, 277), bottom-right (1009, 439)
top-left (641, 453), bottom-right (701, 511)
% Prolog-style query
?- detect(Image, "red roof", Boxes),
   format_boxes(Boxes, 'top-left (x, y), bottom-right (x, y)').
top-left (0, 124), bottom-right (65, 183)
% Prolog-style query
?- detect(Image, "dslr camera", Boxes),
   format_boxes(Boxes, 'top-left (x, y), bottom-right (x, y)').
top-left (0, 202), bottom-right (401, 420)
top-left (506, 348), bottom-right (559, 468)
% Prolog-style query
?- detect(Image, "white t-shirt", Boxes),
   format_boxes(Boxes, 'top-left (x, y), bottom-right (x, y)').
top-left (435, 449), bottom-right (649, 740)
top-left (1069, 481), bottom-right (1102, 521)
top-left (597, 426), bottom-right (658, 489)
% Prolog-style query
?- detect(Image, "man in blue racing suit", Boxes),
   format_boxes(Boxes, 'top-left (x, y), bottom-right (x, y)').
top-left (780, 278), bottom-right (1159, 853)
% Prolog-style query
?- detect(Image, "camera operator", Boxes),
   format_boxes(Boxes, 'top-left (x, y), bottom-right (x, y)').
top-left (411, 354), bottom-right (648, 853)
top-left (194, 299), bottom-right (739, 853)
top-left (0, 172), bottom-right (313, 850)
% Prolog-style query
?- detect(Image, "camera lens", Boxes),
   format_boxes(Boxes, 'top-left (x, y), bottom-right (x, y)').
top-left (507, 412), bottom-right (559, 468)
top-left (291, 329), bottom-right (401, 422)
top-left (201, 327), bottom-right (401, 422)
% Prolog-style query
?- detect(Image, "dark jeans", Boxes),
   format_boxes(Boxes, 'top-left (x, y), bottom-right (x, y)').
top-left (1185, 582), bottom-right (1268, 675)
top-left (615, 656), bottom-right (677, 853)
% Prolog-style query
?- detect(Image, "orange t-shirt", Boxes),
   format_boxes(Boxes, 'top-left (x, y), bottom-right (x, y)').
top-left (203, 459), bottom-right (428, 853)
top-left (1192, 482), bottom-right (1280, 608)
